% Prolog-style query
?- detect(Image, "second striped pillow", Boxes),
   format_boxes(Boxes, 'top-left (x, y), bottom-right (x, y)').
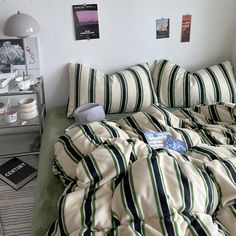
top-left (152, 60), bottom-right (236, 108)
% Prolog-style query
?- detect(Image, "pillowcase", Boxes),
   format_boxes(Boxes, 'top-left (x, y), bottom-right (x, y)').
top-left (152, 59), bottom-right (236, 107)
top-left (67, 63), bottom-right (157, 118)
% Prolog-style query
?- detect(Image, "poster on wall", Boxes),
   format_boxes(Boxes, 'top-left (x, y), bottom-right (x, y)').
top-left (0, 38), bottom-right (40, 76)
top-left (181, 14), bottom-right (192, 42)
top-left (156, 18), bottom-right (170, 39)
top-left (73, 4), bottom-right (100, 40)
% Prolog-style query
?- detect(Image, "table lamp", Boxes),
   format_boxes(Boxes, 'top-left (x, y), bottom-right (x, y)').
top-left (3, 11), bottom-right (40, 76)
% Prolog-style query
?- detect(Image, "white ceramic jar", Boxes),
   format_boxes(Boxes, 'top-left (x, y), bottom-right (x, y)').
top-left (18, 98), bottom-right (38, 120)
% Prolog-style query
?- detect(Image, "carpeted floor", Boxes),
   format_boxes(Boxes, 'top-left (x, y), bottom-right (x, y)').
top-left (0, 155), bottom-right (38, 236)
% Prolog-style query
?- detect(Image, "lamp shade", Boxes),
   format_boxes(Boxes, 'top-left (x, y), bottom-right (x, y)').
top-left (3, 11), bottom-right (39, 38)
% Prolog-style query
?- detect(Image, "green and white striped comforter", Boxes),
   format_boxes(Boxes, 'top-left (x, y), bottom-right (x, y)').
top-left (47, 103), bottom-right (236, 236)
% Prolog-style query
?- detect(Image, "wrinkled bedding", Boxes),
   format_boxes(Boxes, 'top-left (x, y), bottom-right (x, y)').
top-left (47, 103), bottom-right (236, 236)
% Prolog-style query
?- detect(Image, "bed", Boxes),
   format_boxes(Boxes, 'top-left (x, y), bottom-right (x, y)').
top-left (32, 59), bottom-right (236, 235)
top-left (32, 107), bottom-right (130, 236)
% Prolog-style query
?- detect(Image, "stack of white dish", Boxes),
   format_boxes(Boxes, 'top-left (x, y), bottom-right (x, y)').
top-left (18, 98), bottom-right (38, 120)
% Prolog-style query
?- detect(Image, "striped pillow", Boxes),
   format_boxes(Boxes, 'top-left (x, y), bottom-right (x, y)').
top-left (152, 59), bottom-right (236, 107)
top-left (67, 63), bottom-right (157, 118)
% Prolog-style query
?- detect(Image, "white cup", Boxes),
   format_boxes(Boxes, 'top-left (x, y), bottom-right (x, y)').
top-left (15, 76), bottom-right (32, 90)
top-left (4, 110), bottom-right (17, 123)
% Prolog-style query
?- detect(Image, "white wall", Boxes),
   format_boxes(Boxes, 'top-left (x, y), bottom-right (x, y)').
top-left (1, 0), bottom-right (236, 108)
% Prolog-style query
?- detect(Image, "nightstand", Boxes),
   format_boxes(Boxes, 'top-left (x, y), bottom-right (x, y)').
top-left (0, 76), bottom-right (46, 157)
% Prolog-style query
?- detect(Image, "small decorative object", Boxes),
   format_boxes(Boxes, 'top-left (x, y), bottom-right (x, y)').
top-left (0, 98), bottom-right (9, 114)
top-left (156, 18), bottom-right (170, 39)
top-left (73, 4), bottom-right (100, 40)
top-left (15, 73), bottom-right (32, 90)
top-left (4, 109), bottom-right (17, 123)
top-left (18, 97), bottom-right (38, 120)
top-left (181, 14), bottom-right (192, 42)
top-left (0, 157), bottom-right (37, 190)
top-left (73, 103), bottom-right (105, 125)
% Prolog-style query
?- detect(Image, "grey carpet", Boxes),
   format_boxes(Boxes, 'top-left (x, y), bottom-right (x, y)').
top-left (0, 155), bottom-right (38, 236)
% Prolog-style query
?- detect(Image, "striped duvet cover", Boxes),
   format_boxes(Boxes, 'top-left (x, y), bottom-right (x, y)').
top-left (47, 103), bottom-right (236, 236)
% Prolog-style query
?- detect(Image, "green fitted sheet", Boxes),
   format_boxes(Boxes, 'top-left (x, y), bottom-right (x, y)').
top-left (32, 107), bottom-right (73, 236)
top-left (32, 107), bottom-right (131, 235)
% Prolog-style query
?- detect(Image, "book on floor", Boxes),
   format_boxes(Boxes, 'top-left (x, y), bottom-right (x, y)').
top-left (0, 157), bottom-right (37, 190)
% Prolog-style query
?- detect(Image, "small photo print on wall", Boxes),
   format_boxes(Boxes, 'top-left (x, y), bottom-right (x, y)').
top-left (181, 14), bottom-right (192, 42)
top-left (73, 4), bottom-right (100, 40)
top-left (0, 38), bottom-right (40, 76)
top-left (0, 39), bottom-right (25, 65)
top-left (156, 18), bottom-right (170, 39)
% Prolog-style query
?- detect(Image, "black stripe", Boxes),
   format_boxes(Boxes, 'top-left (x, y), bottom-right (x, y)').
top-left (83, 156), bottom-right (100, 184)
top-left (174, 128), bottom-right (192, 148)
top-left (81, 125), bottom-right (101, 145)
top-left (200, 128), bottom-right (221, 145)
top-left (222, 160), bottom-right (236, 183)
top-left (154, 105), bottom-right (172, 126)
top-left (201, 170), bottom-right (213, 214)
top-left (205, 68), bottom-right (221, 102)
top-left (116, 73), bottom-right (127, 113)
top-left (182, 212), bottom-right (208, 236)
top-left (139, 64), bottom-right (156, 104)
top-left (105, 143), bottom-right (126, 187)
top-left (105, 75), bottom-right (110, 113)
top-left (84, 184), bottom-right (96, 228)
top-left (123, 172), bottom-right (143, 234)
top-left (219, 63), bottom-right (236, 102)
top-left (75, 64), bottom-right (82, 108)
top-left (150, 150), bottom-right (175, 235)
top-left (89, 69), bottom-right (96, 102)
top-left (59, 135), bottom-right (83, 162)
top-left (125, 116), bottom-right (146, 141)
top-left (209, 105), bottom-right (220, 122)
top-left (58, 182), bottom-right (76, 235)
top-left (47, 220), bottom-right (58, 236)
top-left (169, 65), bottom-right (179, 107)
top-left (103, 121), bottom-right (119, 137)
top-left (146, 113), bottom-right (166, 131)
top-left (191, 146), bottom-right (219, 161)
top-left (157, 60), bottom-right (168, 100)
top-left (167, 152), bottom-right (191, 212)
top-left (193, 73), bottom-right (205, 105)
top-left (128, 68), bottom-right (142, 112)
top-left (184, 72), bottom-right (190, 107)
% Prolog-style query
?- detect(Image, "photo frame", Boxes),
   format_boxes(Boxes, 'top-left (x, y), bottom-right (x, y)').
top-left (73, 4), bottom-right (100, 40)
top-left (156, 18), bottom-right (170, 39)
top-left (181, 14), bottom-right (192, 42)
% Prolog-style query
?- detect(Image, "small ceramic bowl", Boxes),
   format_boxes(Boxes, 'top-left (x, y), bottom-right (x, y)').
top-left (18, 98), bottom-right (36, 108)
top-left (15, 76), bottom-right (32, 90)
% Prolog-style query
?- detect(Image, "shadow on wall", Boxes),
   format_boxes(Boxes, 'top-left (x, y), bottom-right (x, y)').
top-left (44, 64), bottom-right (69, 109)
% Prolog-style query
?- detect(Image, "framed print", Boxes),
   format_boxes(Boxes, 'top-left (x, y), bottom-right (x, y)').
top-left (156, 18), bottom-right (170, 39)
top-left (181, 14), bottom-right (192, 42)
top-left (73, 4), bottom-right (100, 40)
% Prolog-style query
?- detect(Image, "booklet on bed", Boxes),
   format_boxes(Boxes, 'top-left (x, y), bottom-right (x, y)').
top-left (144, 132), bottom-right (170, 149)
top-left (0, 157), bottom-right (37, 190)
top-left (144, 132), bottom-right (187, 154)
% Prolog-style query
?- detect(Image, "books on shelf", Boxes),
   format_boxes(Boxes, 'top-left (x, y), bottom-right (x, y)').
top-left (0, 157), bottom-right (37, 190)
